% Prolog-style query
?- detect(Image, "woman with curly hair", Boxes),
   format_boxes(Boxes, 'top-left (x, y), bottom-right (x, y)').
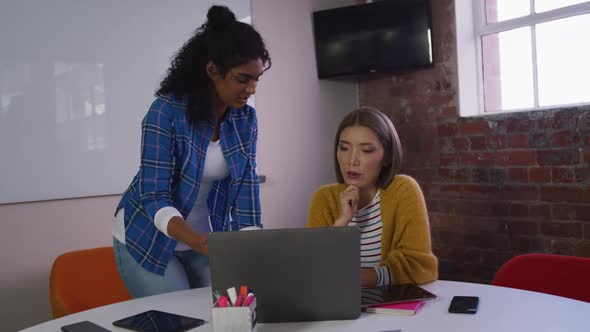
top-left (112, 5), bottom-right (271, 298)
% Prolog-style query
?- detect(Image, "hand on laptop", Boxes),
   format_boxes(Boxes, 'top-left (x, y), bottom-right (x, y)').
top-left (334, 185), bottom-right (359, 226)
top-left (194, 233), bottom-right (209, 255)
top-left (168, 216), bottom-right (209, 255)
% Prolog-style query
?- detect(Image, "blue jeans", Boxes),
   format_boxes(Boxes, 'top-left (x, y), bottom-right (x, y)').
top-left (113, 238), bottom-right (210, 298)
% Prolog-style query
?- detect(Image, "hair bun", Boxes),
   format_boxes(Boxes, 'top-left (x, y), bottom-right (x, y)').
top-left (206, 5), bottom-right (237, 30)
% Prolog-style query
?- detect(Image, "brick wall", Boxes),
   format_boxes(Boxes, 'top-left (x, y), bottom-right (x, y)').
top-left (358, 0), bottom-right (590, 283)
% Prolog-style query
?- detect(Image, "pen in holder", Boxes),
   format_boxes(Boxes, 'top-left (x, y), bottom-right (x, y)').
top-left (212, 288), bottom-right (257, 332)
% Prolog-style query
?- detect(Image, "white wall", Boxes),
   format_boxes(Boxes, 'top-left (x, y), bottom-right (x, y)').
top-left (0, 0), bottom-right (358, 330)
top-left (0, 0), bottom-right (249, 205)
top-left (0, 1), bottom-right (250, 330)
top-left (252, 0), bottom-right (359, 230)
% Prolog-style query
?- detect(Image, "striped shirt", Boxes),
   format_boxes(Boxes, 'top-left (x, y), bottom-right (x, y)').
top-left (349, 190), bottom-right (392, 286)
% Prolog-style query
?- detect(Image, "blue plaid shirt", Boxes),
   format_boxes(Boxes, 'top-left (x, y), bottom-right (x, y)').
top-left (116, 95), bottom-right (262, 275)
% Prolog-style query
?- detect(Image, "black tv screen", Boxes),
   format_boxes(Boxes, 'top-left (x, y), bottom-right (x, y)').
top-left (313, 0), bottom-right (433, 79)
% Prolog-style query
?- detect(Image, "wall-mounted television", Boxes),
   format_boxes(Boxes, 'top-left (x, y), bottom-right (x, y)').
top-left (312, 0), bottom-right (433, 79)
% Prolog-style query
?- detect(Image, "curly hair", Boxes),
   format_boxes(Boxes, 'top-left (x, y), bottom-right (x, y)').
top-left (156, 5), bottom-right (271, 121)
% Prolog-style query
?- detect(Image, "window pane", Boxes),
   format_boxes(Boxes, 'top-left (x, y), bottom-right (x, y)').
top-left (482, 27), bottom-right (534, 112)
top-left (485, 0), bottom-right (530, 23)
top-left (537, 13), bottom-right (590, 106)
top-left (535, 0), bottom-right (589, 13)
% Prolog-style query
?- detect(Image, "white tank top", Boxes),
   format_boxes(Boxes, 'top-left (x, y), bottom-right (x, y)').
top-left (175, 140), bottom-right (229, 250)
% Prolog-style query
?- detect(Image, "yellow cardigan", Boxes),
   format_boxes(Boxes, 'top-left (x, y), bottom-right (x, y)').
top-left (306, 174), bottom-right (438, 285)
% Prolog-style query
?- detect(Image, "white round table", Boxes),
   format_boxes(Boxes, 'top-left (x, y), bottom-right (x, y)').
top-left (20, 280), bottom-right (590, 331)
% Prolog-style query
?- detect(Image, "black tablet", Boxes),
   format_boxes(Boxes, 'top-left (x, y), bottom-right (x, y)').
top-left (112, 310), bottom-right (205, 332)
top-left (61, 321), bottom-right (111, 332)
top-left (361, 283), bottom-right (437, 308)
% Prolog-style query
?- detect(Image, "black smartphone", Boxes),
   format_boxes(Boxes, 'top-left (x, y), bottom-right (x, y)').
top-left (448, 296), bottom-right (479, 314)
top-left (61, 320), bottom-right (111, 332)
top-left (112, 310), bottom-right (205, 332)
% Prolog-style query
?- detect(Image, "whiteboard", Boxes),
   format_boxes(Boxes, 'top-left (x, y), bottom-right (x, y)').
top-left (0, 0), bottom-right (250, 204)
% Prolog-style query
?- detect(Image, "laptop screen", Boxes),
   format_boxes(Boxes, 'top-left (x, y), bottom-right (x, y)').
top-left (208, 227), bottom-right (361, 323)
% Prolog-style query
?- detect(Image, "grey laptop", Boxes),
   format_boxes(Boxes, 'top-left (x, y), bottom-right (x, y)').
top-left (208, 227), bottom-right (361, 323)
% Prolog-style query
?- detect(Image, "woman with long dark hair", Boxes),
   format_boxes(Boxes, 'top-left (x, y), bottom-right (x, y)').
top-left (112, 5), bottom-right (271, 297)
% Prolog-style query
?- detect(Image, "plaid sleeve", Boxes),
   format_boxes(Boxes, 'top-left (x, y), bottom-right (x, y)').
top-left (138, 99), bottom-right (176, 220)
top-left (230, 121), bottom-right (262, 230)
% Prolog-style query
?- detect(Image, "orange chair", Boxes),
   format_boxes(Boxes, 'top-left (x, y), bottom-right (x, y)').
top-left (492, 253), bottom-right (590, 302)
top-left (49, 246), bottom-right (132, 318)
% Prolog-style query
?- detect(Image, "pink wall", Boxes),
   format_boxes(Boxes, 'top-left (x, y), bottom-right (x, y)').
top-left (252, 0), bottom-right (358, 229)
top-left (0, 195), bottom-right (120, 330)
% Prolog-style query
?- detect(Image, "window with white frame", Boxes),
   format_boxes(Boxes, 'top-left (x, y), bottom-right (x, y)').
top-left (455, 0), bottom-right (590, 116)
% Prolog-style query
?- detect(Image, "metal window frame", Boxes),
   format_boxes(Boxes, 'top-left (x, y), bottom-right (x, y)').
top-left (467, 0), bottom-right (590, 115)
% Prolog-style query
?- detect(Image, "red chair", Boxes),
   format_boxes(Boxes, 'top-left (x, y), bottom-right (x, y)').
top-left (492, 253), bottom-right (590, 302)
top-left (49, 247), bottom-right (132, 318)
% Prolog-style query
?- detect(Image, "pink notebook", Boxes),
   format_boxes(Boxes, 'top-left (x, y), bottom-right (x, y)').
top-left (365, 301), bottom-right (424, 315)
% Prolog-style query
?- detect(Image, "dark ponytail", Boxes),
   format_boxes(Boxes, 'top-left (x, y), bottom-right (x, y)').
top-left (156, 5), bottom-right (271, 121)
top-left (206, 5), bottom-right (236, 30)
